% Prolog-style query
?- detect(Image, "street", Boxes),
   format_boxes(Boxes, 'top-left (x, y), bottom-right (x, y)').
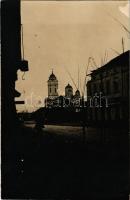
top-left (24, 121), bottom-right (102, 143)
top-left (4, 121), bottom-right (128, 199)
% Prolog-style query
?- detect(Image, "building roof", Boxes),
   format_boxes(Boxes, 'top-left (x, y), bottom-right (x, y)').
top-left (75, 89), bottom-right (80, 96)
top-left (91, 50), bottom-right (129, 75)
top-left (48, 71), bottom-right (57, 81)
top-left (65, 83), bottom-right (73, 89)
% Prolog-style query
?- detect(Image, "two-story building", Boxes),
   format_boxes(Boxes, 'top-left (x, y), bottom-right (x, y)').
top-left (86, 51), bottom-right (129, 126)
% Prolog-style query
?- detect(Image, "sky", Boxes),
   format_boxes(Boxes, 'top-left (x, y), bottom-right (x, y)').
top-left (15, 0), bottom-right (129, 112)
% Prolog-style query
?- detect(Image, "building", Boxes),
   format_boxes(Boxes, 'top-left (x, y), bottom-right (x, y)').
top-left (2, 0), bottom-right (29, 197)
top-left (74, 89), bottom-right (80, 99)
top-left (48, 70), bottom-right (58, 98)
top-left (45, 70), bottom-right (59, 107)
top-left (86, 51), bottom-right (129, 126)
top-left (45, 71), bottom-right (82, 108)
top-left (65, 83), bottom-right (73, 98)
top-left (73, 89), bottom-right (81, 108)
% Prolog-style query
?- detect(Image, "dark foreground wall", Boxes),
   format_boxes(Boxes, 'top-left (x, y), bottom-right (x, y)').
top-left (1, 0), bottom-right (21, 197)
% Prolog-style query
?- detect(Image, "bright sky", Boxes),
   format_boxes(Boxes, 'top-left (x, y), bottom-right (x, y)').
top-left (16, 1), bottom-right (129, 112)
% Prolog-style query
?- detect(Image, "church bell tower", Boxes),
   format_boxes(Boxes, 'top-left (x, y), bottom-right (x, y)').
top-left (48, 70), bottom-right (58, 98)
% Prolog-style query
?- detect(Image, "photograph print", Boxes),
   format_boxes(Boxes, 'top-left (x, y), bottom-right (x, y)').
top-left (1, 0), bottom-right (130, 199)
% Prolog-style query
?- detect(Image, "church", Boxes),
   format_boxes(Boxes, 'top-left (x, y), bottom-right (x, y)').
top-left (47, 70), bottom-right (58, 98)
top-left (45, 70), bottom-right (81, 108)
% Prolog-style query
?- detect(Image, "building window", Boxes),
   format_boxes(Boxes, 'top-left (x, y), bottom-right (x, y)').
top-left (113, 81), bottom-right (119, 93)
top-left (50, 88), bottom-right (51, 93)
top-left (55, 88), bottom-right (56, 93)
top-left (93, 83), bottom-right (97, 93)
top-left (106, 80), bottom-right (110, 94)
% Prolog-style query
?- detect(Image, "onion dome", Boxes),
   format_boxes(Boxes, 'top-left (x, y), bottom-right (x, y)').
top-left (49, 71), bottom-right (57, 81)
top-left (65, 83), bottom-right (72, 89)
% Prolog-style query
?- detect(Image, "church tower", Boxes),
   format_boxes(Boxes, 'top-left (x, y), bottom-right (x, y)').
top-left (65, 83), bottom-right (73, 98)
top-left (48, 70), bottom-right (58, 98)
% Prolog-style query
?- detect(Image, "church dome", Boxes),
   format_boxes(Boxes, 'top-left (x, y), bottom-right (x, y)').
top-left (75, 89), bottom-right (80, 96)
top-left (49, 71), bottom-right (57, 81)
top-left (65, 83), bottom-right (72, 89)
